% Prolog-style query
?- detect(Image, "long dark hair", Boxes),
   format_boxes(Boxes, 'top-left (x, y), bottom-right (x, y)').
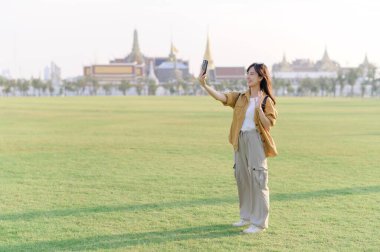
top-left (247, 63), bottom-right (276, 105)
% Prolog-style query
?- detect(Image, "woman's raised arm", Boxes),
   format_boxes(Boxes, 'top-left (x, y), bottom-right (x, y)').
top-left (198, 72), bottom-right (227, 103)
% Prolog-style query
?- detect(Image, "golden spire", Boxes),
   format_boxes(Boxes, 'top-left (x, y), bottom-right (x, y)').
top-left (169, 41), bottom-right (178, 61)
top-left (363, 53), bottom-right (369, 65)
top-left (203, 33), bottom-right (215, 69)
top-left (126, 29), bottom-right (144, 64)
top-left (321, 46), bottom-right (330, 62)
top-left (281, 53), bottom-right (287, 64)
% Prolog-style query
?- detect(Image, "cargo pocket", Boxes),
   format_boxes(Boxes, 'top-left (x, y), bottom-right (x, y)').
top-left (254, 169), bottom-right (268, 190)
top-left (233, 163), bottom-right (236, 178)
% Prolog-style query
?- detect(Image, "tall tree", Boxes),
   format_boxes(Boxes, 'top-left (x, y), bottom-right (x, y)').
top-left (318, 77), bottom-right (331, 96)
top-left (119, 80), bottom-right (131, 96)
top-left (367, 67), bottom-right (377, 97)
top-left (147, 79), bottom-right (158, 96)
top-left (346, 69), bottom-right (358, 96)
top-left (102, 83), bottom-right (112, 95)
top-left (31, 78), bottom-right (42, 96)
top-left (17, 79), bottom-right (30, 96)
top-left (337, 70), bottom-right (345, 97)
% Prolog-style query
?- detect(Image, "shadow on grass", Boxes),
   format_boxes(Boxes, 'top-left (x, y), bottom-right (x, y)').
top-left (273, 184), bottom-right (380, 201)
top-left (0, 224), bottom-right (240, 251)
top-left (1, 185), bottom-right (379, 221)
top-left (0, 197), bottom-right (236, 221)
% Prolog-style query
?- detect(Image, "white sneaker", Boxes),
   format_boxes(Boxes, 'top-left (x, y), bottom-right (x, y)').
top-left (232, 219), bottom-right (250, 227)
top-left (242, 225), bottom-right (266, 234)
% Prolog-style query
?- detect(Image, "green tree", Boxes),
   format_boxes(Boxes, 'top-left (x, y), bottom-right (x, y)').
top-left (168, 83), bottom-right (176, 95)
top-left (147, 79), bottom-right (158, 96)
top-left (318, 77), bottom-right (332, 96)
top-left (286, 82), bottom-right (294, 96)
top-left (300, 78), bottom-right (317, 96)
top-left (77, 78), bottom-right (87, 95)
top-left (330, 78), bottom-right (337, 97)
top-left (82, 76), bottom-right (96, 95)
top-left (346, 69), bottom-right (358, 96)
top-left (17, 79), bottom-right (30, 96)
top-left (3, 81), bottom-right (12, 96)
top-left (90, 78), bottom-right (99, 96)
top-left (372, 80), bottom-right (379, 97)
top-left (367, 67), bottom-right (377, 97)
top-left (31, 78), bottom-right (43, 96)
top-left (40, 81), bottom-right (48, 95)
top-left (135, 78), bottom-right (144, 95)
top-left (45, 80), bottom-right (54, 96)
top-left (272, 78), bottom-right (290, 96)
top-left (188, 76), bottom-right (198, 95)
top-left (119, 80), bottom-right (131, 96)
top-left (2, 79), bottom-right (16, 96)
top-left (0, 76), bottom-right (7, 94)
top-left (360, 77), bottom-right (369, 97)
top-left (62, 80), bottom-right (70, 95)
top-left (337, 70), bottom-right (345, 97)
top-left (102, 83), bottom-right (112, 95)
top-left (272, 77), bottom-right (283, 96)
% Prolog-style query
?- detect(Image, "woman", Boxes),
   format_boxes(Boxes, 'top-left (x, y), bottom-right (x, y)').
top-left (198, 63), bottom-right (278, 234)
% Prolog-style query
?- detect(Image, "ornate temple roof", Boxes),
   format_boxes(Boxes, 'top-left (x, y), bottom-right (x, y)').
top-left (156, 61), bottom-right (188, 69)
top-left (321, 47), bottom-right (331, 62)
top-left (359, 54), bottom-right (376, 70)
top-left (277, 53), bottom-right (291, 71)
top-left (315, 48), bottom-right (340, 71)
top-left (125, 29), bottom-right (145, 64)
top-left (168, 42), bottom-right (178, 62)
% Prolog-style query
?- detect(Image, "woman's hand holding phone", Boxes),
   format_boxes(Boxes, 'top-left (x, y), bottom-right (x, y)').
top-left (198, 60), bottom-right (208, 87)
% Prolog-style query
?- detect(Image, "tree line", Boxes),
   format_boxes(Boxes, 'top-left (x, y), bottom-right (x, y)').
top-left (0, 68), bottom-right (378, 97)
top-left (270, 68), bottom-right (379, 97)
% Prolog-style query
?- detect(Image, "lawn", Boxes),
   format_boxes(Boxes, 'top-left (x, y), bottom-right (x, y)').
top-left (0, 96), bottom-right (379, 251)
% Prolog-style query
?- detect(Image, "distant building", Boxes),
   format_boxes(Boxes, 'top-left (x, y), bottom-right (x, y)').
top-left (83, 63), bottom-right (144, 84)
top-left (154, 42), bottom-right (190, 83)
top-left (202, 34), bottom-right (245, 85)
top-left (44, 61), bottom-right (62, 95)
top-left (0, 69), bottom-right (12, 79)
top-left (339, 55), bottom-right (378, 96)
top-left (272, 51), bottom-right (378, 96)
top-left (272, 48), bottom-right (340, 80)
top-left (358, 54), bottom-right (377, 77)
top-left (83, 29), bottom-right (190, 96)
top-left (84, 29), bottom-right (145, 85)
top-left (215, 67), bottom-right (246, 81)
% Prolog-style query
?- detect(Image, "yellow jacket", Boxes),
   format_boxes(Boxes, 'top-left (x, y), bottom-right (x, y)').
top-left (222, 89), bottom-right (278, 157)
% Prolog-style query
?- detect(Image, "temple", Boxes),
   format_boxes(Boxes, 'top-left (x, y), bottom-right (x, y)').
top-left (272, 48), bottom-right (340, 79)
top-left (83, 29), bottom-right (190, 87)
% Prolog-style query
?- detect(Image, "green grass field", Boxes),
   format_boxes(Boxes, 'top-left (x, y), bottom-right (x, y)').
top-left (0, 96), bottom-right (379, 251)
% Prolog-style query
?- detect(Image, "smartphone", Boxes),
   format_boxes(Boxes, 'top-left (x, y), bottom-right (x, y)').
top-left (201, 59), bottom-right (208, 75)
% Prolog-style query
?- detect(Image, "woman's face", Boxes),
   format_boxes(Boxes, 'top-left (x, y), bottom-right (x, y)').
top-left (246, 67), bottom-right (262, 87)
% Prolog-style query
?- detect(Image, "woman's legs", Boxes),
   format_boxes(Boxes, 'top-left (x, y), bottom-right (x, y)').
top-left (246, 130), bottom-right (269, 229)
top-left (250, 169), bottom-right (269, 229)
top-left (235, 131), bottom-right (253, 222)
top-left (235, 130), bottom-right (269, 230)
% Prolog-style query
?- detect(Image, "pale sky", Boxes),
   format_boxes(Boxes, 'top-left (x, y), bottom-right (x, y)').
top-left (0, 0), bottom-right (379, 78)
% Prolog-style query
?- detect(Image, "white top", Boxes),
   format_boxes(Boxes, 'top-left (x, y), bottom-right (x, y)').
top-left (241, 97), bottom-right (258, 132)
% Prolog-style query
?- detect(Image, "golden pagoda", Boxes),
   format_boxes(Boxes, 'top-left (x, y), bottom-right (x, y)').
top-left (125, 29), bottom-right (145, 64)
top-left (168, 42), bottom-right (178, 62)
top-left (83, 29), bottom-right (145, 84)
top-left (203, 34), bottom-right (215, 70)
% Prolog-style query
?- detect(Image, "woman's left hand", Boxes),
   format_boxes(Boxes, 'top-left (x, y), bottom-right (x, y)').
top-left (256, 91), bottom-right (264, 111)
